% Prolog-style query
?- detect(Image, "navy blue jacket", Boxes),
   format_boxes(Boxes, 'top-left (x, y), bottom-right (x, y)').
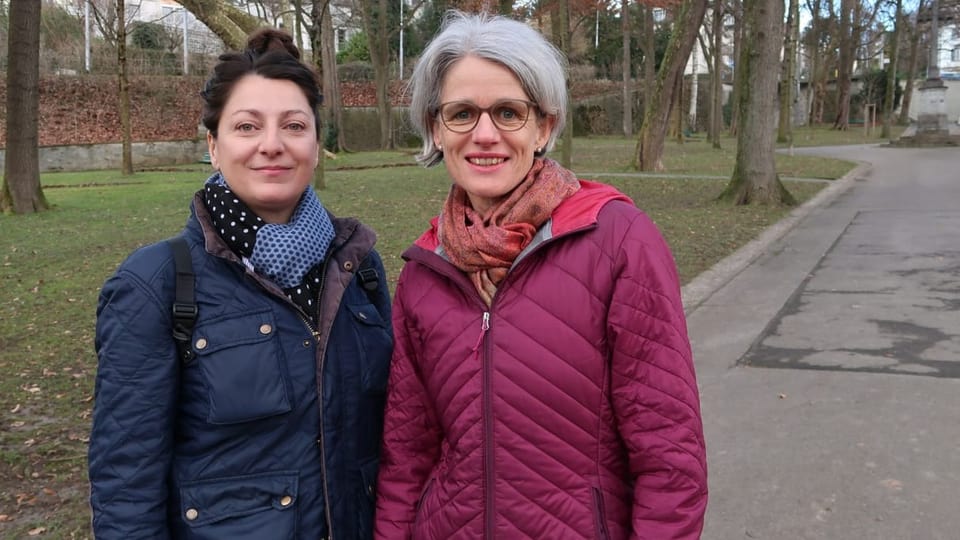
top-left (89, 194), bottom-right (392, 539)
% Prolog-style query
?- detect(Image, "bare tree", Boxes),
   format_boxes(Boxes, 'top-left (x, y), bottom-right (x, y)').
top-left (898, 0), bottom-right (925, 125)
top-left (728, 0), bottom-right (743, 135)
top-left (708, 0), bottom-right (724, 148)
top-left (718, 0), bottom-right (795, 206)
top-left (117, 0), bottom-right (133, 175)
top-left (833, 0), bottom-right (855, 128)
top-left (556, 0), bottom-right (573, 168)
top-left (634, 0), bottom-right (709, 171)
top-left (1, 0), bottom-right (47, 214)
top-left (320, 1), bottom-right (345, 151)
top-left (178, 0), bottom-right (261, 50)
top-left (802, 0), bottom-right (840, 125)
top-left (881, 0), bottom-right (901, 138)
top-left (778, 0), bottom-right (798, 143)
top-left (833, 0), bottom-right (882, 129)
top-left (622, 0), bottom-right (632, 137)
top-left (357, 0), bottom-right (393, 149)
top-left (641, 4), bottom-right (656, 117)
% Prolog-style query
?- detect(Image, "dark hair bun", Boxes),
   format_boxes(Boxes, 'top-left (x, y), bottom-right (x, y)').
top-left (246, 28), bottom-right (300, 60)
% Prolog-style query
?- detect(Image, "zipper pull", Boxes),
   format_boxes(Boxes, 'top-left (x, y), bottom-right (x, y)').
top-left (472, 312), bottom-right (490, 352)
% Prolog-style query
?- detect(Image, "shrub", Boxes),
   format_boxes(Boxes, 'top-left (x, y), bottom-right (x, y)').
top-left (338, 62), bottom-right (374, 82)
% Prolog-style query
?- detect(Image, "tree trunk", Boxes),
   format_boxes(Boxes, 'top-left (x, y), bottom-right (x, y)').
top-left (805, 0), bottom-right (821, 125)
top-left (833, 0), bottom-right (855, 129)
top-left (898, 6), bottom-right (922, 125)
top-left (1, 0), bottom-right (47, 214)
top-left (359, 0), bottom-right (393, 149)
top-left (881, 0), bottom-right (901, 139)
top-left (634, 0), bottom-right (709, 171)
top-left (672, 73), bottom-right (684, 143)
top-left (641, 6), bottom-right (656, 121)
top-left (308, 0), bottom-right (326, 190)
top-left (710, 0), bottom-right (723, 148)
top-left (178, 0), bottom-right (260, 50)
top-left (778, 0), bottom-right (798, 144)
top-left (117, 0), bottom-right (133, 175)
top-left (719, 0), bottom-right (795, 206)
top-left (728, 0), bottom-right (743, 135)
top-left (622, 0), bottom-right (632, 137)
top-left (320, 0), bottom-right (346, 152)
top-left (559, 0), bottom-right (573, 168)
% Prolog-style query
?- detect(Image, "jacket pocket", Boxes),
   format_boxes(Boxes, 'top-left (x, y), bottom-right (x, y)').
top-left (179, 471), bottom-right (298, 539)
top-left (345, 302), bottom-right (392, 394)
top-left (591, 486), bottom-right (611, 540)
top-left (192, 309), bottom-right (291, 424)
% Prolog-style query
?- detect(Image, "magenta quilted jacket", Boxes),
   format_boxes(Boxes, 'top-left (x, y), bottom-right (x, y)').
top-left (375, 181), bottom-right (707, 539)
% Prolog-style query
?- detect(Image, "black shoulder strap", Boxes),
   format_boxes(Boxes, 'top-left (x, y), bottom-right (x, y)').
top-left (167, 236), bottom-right (197, 363)
top-left (357, 262), bottom-right (380, 294)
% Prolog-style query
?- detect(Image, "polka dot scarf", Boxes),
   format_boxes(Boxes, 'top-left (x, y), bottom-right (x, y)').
top-left (203, 172), bottom-right (335, 319)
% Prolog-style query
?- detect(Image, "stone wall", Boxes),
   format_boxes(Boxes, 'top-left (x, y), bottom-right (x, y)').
top-left (0, 139), bottom-right (207, 173)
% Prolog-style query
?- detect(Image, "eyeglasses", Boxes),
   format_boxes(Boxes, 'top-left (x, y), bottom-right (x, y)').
top-left (437, 99), bottom-right (539, 133)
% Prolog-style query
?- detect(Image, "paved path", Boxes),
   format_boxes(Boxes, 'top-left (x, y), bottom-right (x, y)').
top-left (682, 144), bottom-right (960, 539)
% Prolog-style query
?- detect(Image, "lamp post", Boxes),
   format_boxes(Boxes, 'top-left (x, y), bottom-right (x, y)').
top-left (399, 0), bottom-right (404, 79)
top-left (84, 0), bottom-right (91, 72)
top-left (928, 0), bottom-right (941, 81)
top-left (182, 8), bottom-right (189, 75)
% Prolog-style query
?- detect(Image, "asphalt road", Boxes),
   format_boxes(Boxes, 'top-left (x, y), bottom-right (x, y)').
top-left (682, 144), bottom-right (960, 540)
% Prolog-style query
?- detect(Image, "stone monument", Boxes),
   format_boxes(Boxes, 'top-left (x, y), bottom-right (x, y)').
top-left (893, 0), bottom-right (960, 146)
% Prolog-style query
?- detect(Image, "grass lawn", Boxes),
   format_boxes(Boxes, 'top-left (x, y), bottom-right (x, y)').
top-left (0, 128), bottom-right (875, 536)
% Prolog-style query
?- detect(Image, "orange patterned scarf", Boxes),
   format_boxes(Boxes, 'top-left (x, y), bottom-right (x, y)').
top-left (439, 158), bottom-right (580, 306)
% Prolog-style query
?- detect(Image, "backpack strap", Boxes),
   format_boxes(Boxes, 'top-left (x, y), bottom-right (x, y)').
top-left (357, 264), bottom-right (380, 294)
top-left (167, 236), bottom-right (197, 363)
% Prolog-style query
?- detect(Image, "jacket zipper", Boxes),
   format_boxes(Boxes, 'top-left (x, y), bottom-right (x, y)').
top-left (310, 257), bottom-right (338, 539)
top-left (478, 311), bottom-right (494, 540)
top-left (286, 256), bottom-right (336, 538)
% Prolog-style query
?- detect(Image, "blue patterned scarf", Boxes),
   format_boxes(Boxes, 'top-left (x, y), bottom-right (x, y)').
top-left (204, 172), bottom-right (335, 292)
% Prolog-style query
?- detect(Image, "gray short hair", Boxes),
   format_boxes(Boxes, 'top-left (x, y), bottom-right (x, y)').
top-left (407, 10), bottom-right (568, 167)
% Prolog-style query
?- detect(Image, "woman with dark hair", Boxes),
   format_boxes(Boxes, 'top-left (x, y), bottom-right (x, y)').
top-left (88, 28), bottom-right (391, 539)
top-left (374, 11), bottom-right (707, 540)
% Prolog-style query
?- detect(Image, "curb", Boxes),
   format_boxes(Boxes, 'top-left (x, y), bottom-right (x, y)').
top-left (680, 162), bottom-right (873, 315)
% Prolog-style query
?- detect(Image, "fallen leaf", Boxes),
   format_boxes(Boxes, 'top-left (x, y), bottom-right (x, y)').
top-left (10, 403), bottom-right (21, 413)
top-left (28, 526), bottom-right (46, 535)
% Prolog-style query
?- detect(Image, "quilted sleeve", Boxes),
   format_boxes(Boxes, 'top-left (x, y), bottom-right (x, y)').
top-left (89, 266), bottom-right (178, 539)
top-left (606, 212), bottom-right (708, 540)
top-left (374, 272), bottom-right (442, 539)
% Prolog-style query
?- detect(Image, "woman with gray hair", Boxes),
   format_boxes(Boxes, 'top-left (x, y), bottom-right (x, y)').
top-left (375, 10), bottom-right (707, 539)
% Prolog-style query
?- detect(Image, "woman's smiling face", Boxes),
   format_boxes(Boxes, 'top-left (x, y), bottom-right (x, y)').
top-left (433, 55), bottom-right (554, 217)
top-left (207, 74), bottom-right (318, 224)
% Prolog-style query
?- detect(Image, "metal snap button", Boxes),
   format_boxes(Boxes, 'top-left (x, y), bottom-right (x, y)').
top-left (194, 338), bottom-right (207, 350)
top-left (280, 495), bottom-right (293, 507)
top-left (259, 323), bottom-right (272, 335)
top-left (343, 261), bottom-right (355, 271)
top-left (303, 339), bottom-right (311, 347)
top-left (185, 508), bottom-right (199, 520)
